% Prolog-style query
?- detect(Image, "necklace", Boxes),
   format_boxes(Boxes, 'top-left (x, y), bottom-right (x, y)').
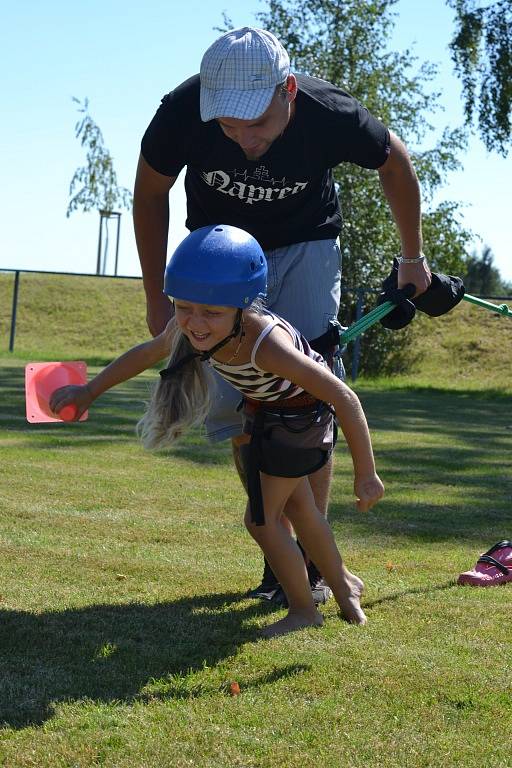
top-left (224, 317), bottom-right (245, 365)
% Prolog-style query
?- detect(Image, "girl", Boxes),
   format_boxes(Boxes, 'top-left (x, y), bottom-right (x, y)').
top-left (50, 225), bottom-right (384, 639)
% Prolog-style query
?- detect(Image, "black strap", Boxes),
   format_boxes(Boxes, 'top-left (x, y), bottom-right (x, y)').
top-left (476, 554), bottom-right (510, 575)
top-left (246, 409), bottom-right (266, 527)
top-left (482, 540), bottom-right (512, 557)
top-left (277, 401), bottom-right (325, 434)
top-left (244, 402), bottom-right (336, 527)
top-left (309, 321), bottom-right (342, 357)
top-left (160, 310), bottom-right (242, 380)
top-left (382, 283), bottom-right (417, 306)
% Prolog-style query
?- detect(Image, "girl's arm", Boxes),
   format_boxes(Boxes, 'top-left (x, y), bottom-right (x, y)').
top-left (255, 326), bottom-right (384, 511)
top-left (50, 320), bottom-right (176, 420)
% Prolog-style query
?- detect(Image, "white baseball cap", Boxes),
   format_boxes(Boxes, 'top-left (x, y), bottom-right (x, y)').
top-left (200, 27), bottom-right (290, 122)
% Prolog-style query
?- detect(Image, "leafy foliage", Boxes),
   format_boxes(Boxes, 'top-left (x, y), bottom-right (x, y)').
top-left (67, 98), bottom-right (133, 217)
top-left (256, 0), bottom-right (472, 375)
top-left (448, 0), bottom-right (512, 156)
top-left (463, 245), bottom-right (512, 295)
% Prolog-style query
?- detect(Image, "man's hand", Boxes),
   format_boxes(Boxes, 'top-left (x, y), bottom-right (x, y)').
top-left (147, 292), bottom-right (174, 337)
top-left (397, 259), bottom-right (432, 298)
top-left (133, 154), bottom-right (177, 336)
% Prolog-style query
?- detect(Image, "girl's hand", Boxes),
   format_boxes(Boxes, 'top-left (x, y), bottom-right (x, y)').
top-left (354, 473), bottom-right (385, 512)
top-left (49, 384), bottom-right (93, 421)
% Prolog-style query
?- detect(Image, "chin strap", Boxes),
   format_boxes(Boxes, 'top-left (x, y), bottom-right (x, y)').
top-left (159, 310), bottom-right (242, 380)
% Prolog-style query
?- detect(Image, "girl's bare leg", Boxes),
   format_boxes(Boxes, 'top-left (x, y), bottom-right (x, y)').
top-left (284, 478), bottom-right (367, 625)
top-left (245, 473), bottom-right (323, 638)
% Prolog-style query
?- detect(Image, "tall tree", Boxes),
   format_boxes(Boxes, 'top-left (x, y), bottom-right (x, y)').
top-left (448, 0), bottom-right (512, 156)
top-left (463, 245), bottom-right (508, 295)
top-left (67, 98), bottom-right (133, 275)
top-left (67, 98), bottom-right (132, 218)
top-left (256, 0), bottom-right (471, 375)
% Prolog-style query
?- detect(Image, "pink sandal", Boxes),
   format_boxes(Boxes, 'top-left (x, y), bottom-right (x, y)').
top-left (458, 540), bottom-right (512, 586)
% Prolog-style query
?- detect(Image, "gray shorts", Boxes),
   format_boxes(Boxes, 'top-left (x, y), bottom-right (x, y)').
top-left (205, 238), bottom-right (344, 442)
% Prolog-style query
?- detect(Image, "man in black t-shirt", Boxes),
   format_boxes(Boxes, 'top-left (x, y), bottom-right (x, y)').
top-left (134, 27), bottom-right (431, 604)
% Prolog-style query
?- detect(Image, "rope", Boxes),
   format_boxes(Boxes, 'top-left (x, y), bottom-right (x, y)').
top-left (339, 291), bottom-right (512, 346)
top-left (340, 300), bottom-right (397, 343)
top-left (462, 294), bottom-right (512, 317)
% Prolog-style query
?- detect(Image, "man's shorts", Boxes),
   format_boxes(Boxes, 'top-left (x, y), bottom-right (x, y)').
top-left (205, 238), bottom-right (344, 442)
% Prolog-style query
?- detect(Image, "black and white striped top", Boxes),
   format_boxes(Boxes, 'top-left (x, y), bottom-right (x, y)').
top-left (209, 310), bottom-right (326, 402)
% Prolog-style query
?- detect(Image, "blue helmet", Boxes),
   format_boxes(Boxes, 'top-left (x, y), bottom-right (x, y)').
top-left (164, 225), bottom-right (267, 307)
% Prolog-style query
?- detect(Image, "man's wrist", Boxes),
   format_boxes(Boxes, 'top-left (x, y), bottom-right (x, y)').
top-left (145, 285), bottom-right (167, 302)
top-left (397, 252), bottom-right (425, 264)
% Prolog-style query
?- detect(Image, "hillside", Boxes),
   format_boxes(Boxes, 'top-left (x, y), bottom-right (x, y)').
top-left (0, 272), bottom-right (148, 361)
top-left (1, 271), bottom-right (510, 391)
top-left (391, 300), bottom-right (511, 392)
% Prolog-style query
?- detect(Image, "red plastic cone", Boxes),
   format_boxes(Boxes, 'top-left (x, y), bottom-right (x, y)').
top-left (25, 361), bottom-right (88, 423)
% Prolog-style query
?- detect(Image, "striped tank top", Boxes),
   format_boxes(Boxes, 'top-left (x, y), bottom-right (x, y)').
top-left (209, 310), bottom-right (326, 402)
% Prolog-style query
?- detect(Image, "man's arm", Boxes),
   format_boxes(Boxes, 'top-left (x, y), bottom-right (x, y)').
top-left (133, 153), bottom-right (177, 335)
top-left (378, 130), bottom-right (431, 296)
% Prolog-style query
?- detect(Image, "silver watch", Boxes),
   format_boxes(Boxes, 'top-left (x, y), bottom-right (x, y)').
top-left (396, 253), bottom-right (425, 264)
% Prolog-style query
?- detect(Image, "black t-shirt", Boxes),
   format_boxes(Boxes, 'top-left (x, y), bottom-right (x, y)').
top-left (141, 73), bottom-right (390, 250)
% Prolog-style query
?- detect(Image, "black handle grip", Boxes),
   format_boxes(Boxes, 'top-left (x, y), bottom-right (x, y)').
top-left (399, 283), bottom-right (416, 300)
top-left (382, 282), bottom-right (416, 307)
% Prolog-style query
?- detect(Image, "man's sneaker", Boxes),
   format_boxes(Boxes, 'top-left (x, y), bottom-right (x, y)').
top-left (270, 563), bottom-right (333, 608)
top-left (268, 586), bottom-right (287, 607)
top-left (247, 559), bottom-right (280, 601)
top-left (309, 577), bottom-right (332, 605)
top-left (307, 562), bottom-right (332, 605)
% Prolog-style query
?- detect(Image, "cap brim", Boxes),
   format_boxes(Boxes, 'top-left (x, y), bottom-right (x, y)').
top-left (200, 85), bottom-right (275, 122)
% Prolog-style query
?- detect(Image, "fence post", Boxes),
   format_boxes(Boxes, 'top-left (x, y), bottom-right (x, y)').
top-left (96, 213), bottom-right (103, 274)
top-left (351, 288), bottom-right (365, 381)
top-left (9, 270), bottom-right (20, 352)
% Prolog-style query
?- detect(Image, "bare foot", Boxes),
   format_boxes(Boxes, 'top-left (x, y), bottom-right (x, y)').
top-left (260, 609), bottom-right (324, 639)
top-left (337, 573), bottom-right (367, 625)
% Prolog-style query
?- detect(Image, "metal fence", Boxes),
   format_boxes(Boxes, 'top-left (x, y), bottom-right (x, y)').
top-left (2, 268), bottom-right (142, 354)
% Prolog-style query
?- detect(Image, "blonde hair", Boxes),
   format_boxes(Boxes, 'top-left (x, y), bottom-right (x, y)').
top-left (136, 321), bottom-right (211, 451)
top-left (136, 298), bottom-right (266, 450)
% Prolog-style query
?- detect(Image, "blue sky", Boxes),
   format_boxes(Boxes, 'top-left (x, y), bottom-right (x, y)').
top-left (1, 0), bottom-right (510, 283)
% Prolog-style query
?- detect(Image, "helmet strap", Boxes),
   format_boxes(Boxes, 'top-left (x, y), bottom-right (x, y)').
top-left (159, 309), bottom-right (243, 380)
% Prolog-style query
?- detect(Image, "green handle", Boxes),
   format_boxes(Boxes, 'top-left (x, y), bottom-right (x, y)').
top-left (462, 294), bottom-right (512, 316)
top-left (338, 289), bottom-right (512, 347)
top-left (340, 301), bottom-right (395, 343)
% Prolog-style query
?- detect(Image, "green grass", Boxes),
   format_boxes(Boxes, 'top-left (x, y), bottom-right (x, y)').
top-left (2, 271), bottom-right (511, 383)
top-left (0, 272), bottom-right (148, 362)
top-left (0, 274), bottom-right (512, 766)
top-left (405, 300), bottom-right (511, 392)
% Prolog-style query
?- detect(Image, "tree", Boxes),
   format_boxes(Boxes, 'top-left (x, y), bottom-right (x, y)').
top-left (67, 98), bottom-right (133, 275)
top-left (463, 245), bottom-right (510, 295)
top-left (255, 0), bottom-right (472, 375)
top-left (448, 0), bottom-right (512, 156)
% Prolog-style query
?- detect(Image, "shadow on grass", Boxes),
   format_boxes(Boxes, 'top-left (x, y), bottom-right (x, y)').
top-left (364, 580), bottom-right (457, 609)
top-left (330, 496), bottom-right (512, 546)
top-left (2, 364), bottom-right (511, 535)
top-left (327, 386), bottom-right (512, 544)
top-left (0, 364), bottom-right (235, 464)
top-left (357, 387), bottom-right (512, 440)
top-left (329, 433), bottom-right (511, 543)
top-left (2, 361), bottom-right (510, 444)
top-left (0, 364), bottom-right (148, 438)
top-left (0, 591), bottom-right (298, 730)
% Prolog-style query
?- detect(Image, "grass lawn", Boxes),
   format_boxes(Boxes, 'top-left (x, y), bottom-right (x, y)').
top-left (0, 274), bottom-right (511, 766)
top-left (1, 354), bottom-right (511, 767)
